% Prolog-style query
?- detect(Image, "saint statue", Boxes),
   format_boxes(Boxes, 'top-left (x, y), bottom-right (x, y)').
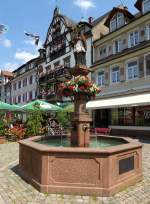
top-left (71, 32), bottom-right (87, 66)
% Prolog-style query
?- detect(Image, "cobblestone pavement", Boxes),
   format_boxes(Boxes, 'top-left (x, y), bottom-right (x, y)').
top-left (0, 139), bottom-right (150, 204)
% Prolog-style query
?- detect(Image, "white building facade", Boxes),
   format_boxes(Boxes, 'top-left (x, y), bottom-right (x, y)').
top-left (11, 58), bottom-right (38, 105)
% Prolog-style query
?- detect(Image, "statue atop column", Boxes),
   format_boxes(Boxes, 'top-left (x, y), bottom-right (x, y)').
top-left (71, 29), bottom-right (87, 66)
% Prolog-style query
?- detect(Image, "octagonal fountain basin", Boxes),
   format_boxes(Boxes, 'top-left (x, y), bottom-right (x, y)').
top-left (19, 135), bottom-right (142, 197)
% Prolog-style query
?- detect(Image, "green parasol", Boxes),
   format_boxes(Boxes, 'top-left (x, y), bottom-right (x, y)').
top-left (21, 100), bottom-right (62, 112)
top-left (0, 101), bottom-right (21, 111)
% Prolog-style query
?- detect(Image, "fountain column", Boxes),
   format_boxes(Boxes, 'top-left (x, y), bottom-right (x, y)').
top-left (70, 65), bottom-right (92, 147)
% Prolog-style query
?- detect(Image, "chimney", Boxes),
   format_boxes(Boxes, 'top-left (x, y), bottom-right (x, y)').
top-left (124, 6), bottom-right (128, 10)
top-left (88, 17), bottom-right (93, 24)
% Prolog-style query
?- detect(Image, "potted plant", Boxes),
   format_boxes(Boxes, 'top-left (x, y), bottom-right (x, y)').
top-left (0, 112), bottom-right (6, 144)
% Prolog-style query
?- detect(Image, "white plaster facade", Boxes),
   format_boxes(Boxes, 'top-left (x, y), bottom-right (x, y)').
top-left (11, 59), bottom-right (38, 105)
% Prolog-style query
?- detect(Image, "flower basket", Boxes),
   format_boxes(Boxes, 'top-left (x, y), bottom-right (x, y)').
top-left (58, 75), bottom-right (101, 98)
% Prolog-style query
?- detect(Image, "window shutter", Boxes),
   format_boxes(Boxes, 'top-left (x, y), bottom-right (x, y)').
top-left (140, 28), bottom-right (146, 42)
top-left (122, 38), bottom-right (127, 49)
top-left (104, 69), bottom-right (109, 85)
top-left (108, 45), bottom-right (112, 55)
top-left (139, 56), bottom-right (144, 78)
top-left (91, 72), bottom-right (95, 82)
top-left (145, 54), bottom-right (150, 76)
top-left (120, 67), bottom-right (125, 82)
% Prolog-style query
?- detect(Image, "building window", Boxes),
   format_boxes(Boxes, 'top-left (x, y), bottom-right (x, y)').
top-left (32, 90), bottom-right (36, 99)
top-left (111, 106), bottom-right (150, 127)
top-left (23, 78), bottom-right (27, 87)
top-left (54, 61), bottom-right (60, 68)
top-left (64, 56), bottom-right (70, 68)
top-left (111, 67), bottom-right (120, 83)
top-left (18, 95), bottom-right (21, 103)
top-left (35, 91), bottom-right (37, 98)
top-left (113, 39), bottom-right (122, 54)
top-left (117, 13), bottom-right (124, 28)
top-left (126, 60), bottom-right (138, 80)
top-left (99, 46), bottom-right (107, 58)
top-left (29, 75), bottom-right (33, 84)
top-left (23, 93), bottom-right (27, 102)
top-left (143, 0), bottom-right (150, 13)
top-left (23, 93), bottom-right (25, 102)
top-left (29, 91), bottom-right (32, 101)
top-left (110, 15), bottom-right (116, 32)
top-left (110, 13), bottom-right (124, 32)
top-left (18, 81), bottom-right (21, 89)
top-left (46, 65), bottom-right (51, 73)
top-left (129, 31), bottom-right (139, 48)
top-left (33, 74), bottom-right (36, 83)
top-left (13, 83), bottom-right (16, 91)
top-left (97, 71), bottom-right (105, 86)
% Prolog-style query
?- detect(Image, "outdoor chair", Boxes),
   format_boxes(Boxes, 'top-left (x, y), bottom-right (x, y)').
top-left (94, 127), bottom-right (111, 135)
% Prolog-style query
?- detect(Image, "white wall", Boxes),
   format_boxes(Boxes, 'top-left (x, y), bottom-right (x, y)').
top-left (11, 68), bottom-right (37, 105)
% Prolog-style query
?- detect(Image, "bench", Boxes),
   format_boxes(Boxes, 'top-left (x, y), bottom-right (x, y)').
top-left (94, 128), bottom-right (111, 135)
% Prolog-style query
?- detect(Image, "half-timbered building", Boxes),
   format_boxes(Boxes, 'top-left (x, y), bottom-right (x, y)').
top-left (37, 7), bottom-right (93, 103)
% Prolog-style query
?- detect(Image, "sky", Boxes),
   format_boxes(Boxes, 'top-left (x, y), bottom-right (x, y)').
top-left (0, 0), bottom-right (138, 71)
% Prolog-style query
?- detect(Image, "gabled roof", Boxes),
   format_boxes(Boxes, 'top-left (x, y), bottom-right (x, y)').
top-left (62, 15), bottom-right (77, 28)
top-left (104, 6), bottom-right (134, 27)
top-left (135, 0), bottom-right (143, 11)
top-left (92, 11), bottom-right (110, 26)
top-left (44, 8), bottom-right (77, 46)
top-left (13, 57), bottom-right (39, 73)
top-left (1, 71), bottom-right (13, 77)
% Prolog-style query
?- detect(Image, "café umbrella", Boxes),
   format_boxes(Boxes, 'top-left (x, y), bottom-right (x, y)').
top-left (0, 101), bottom-right (21, 111)
top-left (21, 100), bottom-right (62, 112)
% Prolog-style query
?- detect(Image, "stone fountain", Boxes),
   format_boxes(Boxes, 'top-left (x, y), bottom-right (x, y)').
top-left (19, 30), bottom-right (142, 196)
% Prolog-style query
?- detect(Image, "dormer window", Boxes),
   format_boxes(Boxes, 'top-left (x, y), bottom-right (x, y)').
top-left (143, 0), bottom-right (150, 14)
top-left (110, 13), bottom-right (124, 32)
top-left (110, 15), bottom-right (116, 32)
top-left (117, 13), bottom-right (124, 28)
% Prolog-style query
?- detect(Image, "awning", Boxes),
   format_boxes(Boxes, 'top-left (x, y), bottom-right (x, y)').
top-left (86, 93), bottom-right (150, 110)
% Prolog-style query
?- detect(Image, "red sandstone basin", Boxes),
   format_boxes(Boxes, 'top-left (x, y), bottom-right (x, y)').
top-left (19, 135), bottom-right (142, 196)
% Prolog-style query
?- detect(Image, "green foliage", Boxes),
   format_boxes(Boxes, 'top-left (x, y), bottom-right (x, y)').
top-left (0, 112), bottom-right (5, 136)
top-left (56, 111), bottom-right (72, 128)
top-left (25, 108), bottom-right (43, 136)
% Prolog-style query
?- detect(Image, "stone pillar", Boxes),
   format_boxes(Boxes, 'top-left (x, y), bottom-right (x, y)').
top-left (71, 92), bottom-right (92, 147)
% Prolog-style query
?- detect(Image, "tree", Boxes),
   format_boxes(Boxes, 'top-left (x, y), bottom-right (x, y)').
top-left (56, 105), bottom-right (74, 128)
top-left (25, 109), bottom-right (43, 136)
